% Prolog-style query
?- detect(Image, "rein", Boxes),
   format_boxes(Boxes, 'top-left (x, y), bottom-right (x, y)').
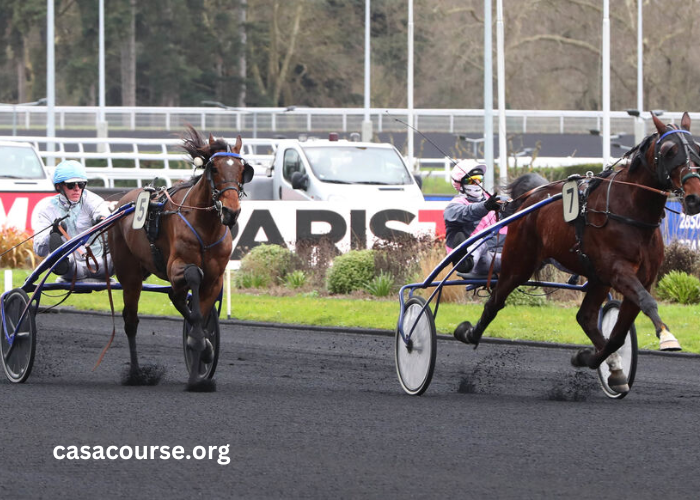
top-left (162, 188), bottom-right (217, 213)
top-left (594, 174), bottom-right (669, 197)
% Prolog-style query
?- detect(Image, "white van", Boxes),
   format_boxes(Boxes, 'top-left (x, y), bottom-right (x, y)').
top-left (0, 141), bottom-right (55, 231)
top-left (251, 136), bottom-right (425, 203)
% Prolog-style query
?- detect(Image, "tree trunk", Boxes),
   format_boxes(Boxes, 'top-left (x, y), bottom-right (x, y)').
top-left (267, 0), bottom-right (279, 91)
top-left (272, 1), bottom-right (303, 105)
top-left (16, 51), bottom-right (26, 103)
top-left (237, 0), bottom-right (247, 107)
top-left (120, 0), bottom-right (137, 106)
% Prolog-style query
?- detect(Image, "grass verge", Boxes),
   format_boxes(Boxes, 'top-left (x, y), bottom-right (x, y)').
top-left (5, 268), bottom-right (699, 353)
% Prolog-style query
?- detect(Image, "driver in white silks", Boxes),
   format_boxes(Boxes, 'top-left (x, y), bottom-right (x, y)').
top-left (444, 160), bottom-right (508, 276)
top-left (32, 160), bottom-right (113, 282)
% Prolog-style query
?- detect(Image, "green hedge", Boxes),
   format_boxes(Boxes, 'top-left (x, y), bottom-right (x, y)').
top-left (325, 250), bottom-right (376, 294)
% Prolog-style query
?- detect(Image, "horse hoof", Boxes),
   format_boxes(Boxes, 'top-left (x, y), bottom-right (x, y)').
top-left (186, 334), bottom-right (208, 353)
top-left (200, 339), bottom-right (214, 364)
top-left (571, 348), bottom-right (593, 368)
top-left (659, 330), bottom-right (682, 352)
top-left (454, 322), bottom-right (473, 345)
top-left (607, 369), bottom-right (630, 394)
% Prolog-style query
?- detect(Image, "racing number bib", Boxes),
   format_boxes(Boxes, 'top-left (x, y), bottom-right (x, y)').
top-left (132, 191), bottom-right (150, 230)
top-left (562, 180), bottom-right (580, 223)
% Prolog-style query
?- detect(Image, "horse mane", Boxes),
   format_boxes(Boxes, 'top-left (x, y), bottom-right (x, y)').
top-left (503, 172), bottom-right (548, 217)
top-left (625, 133), bottom-right (655, 173)
top-left (179, 124), bottom-right (230, 185)
top-left (180, 124), bottom-right (229, 165)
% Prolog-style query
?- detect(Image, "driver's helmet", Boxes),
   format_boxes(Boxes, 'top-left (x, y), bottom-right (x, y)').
top-left (450, 159), bottom-right (487, 192)
top-left (53, 160), bottom-right (88, 185)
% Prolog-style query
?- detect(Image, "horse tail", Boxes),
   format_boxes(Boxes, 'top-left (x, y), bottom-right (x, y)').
top-left (503, 173), bottom-right (548, 217)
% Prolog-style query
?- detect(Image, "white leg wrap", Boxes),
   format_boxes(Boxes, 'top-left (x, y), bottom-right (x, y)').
top-left (606, 352), bottom-right (622, 371)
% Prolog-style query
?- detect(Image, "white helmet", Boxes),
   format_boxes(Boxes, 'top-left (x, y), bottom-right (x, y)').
top-left (450, 159), bottom-right (487, 192)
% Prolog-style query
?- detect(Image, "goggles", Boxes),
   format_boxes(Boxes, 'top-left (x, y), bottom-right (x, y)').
top-left (462, 174), bottom-right (483, 186)
top-left (64, 181), bottom-right (87, 190)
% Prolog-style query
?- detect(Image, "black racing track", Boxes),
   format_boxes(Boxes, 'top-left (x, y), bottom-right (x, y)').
top-left (2, 310), bottom-right (700, 499)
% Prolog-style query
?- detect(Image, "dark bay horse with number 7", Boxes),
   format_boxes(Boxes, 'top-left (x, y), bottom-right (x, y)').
top-left (109, 126), bottom-right (253, 391)
top-left (454, 112), bottom-right (700, 394)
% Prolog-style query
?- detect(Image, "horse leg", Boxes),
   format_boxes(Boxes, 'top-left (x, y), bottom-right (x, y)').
top-left (110, 225), bottom-right (149, 383)
top-left (169, 289), bottom-right (193, 323)
top-left (570, 284), bottom-right (631, 393)
top-left (171, 262), bottom-right (215, 389)
top-left (573, 297), bottom-right (640, 394)
top-left (610, 268), bottom-right (681, 351)
top-left (571, 283), bottom-right (610, 360)
top-left (182, 264), bottom-right (214, 361)
top-left (122, 283), bottom-right (143, 378)
top-left (454, 246), bottom-right (539, 347)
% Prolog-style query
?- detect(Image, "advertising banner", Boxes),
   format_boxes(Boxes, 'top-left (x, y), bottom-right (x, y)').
top-left (227, 201), bottom-right (449, 259)
top-left (3, 193), bottom-right (698, 257)
top-left (0, 192), bottom-right (54, 232)
top-left (662, 200), bottom-right (700, 250)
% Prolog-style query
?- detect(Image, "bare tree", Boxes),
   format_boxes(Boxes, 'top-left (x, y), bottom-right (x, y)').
top-left (120, 0), bottom-right (137, 106)
top-left (238, 0), bottom-right (247, 107)
top-left (248, 0), bottom-right (304, 105)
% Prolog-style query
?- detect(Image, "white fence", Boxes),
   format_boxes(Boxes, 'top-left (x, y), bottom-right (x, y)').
top-left (0, 135), bottom-right (612, 188)
top-left (0, 135), bottom-right (278, 188)
top-left (0, 105), bottom-right (692, 136)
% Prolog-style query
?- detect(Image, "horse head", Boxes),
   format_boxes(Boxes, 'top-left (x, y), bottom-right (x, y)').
top-left (203, 134), bottom-right (254, 227)
top-left (647, 112), bottom-right (700, 215)
top-left (182, 126), bottom-right (254, 228)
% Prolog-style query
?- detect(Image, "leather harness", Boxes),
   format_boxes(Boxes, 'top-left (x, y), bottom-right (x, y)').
top-left (567, 126), bottom-right (700, 282)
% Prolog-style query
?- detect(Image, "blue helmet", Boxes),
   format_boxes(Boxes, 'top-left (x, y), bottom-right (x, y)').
top-left (53, 160), bottom-right (88, 184)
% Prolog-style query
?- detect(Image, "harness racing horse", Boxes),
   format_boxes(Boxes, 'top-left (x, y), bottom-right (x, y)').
top-left (454, 112), bottom-right (700, 394)
top-left (109, 126), bottom-right (253, 390)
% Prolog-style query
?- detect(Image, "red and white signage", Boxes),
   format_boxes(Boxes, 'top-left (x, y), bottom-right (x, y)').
top-left (0, 193), bottom-right (449, 258)
top-left (0, 192), bottom-right (54, 232)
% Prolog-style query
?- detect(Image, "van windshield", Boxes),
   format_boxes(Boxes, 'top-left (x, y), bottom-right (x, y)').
top-left (302, 146), bottom-right (413, 185)
top-left (0, 145), bottom-right (46, 180)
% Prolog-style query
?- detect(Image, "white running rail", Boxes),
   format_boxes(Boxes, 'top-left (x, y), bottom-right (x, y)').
top-left (0, 105), bottom-right (691, 135)
top-left (0, 135), bottom-right (611, 188)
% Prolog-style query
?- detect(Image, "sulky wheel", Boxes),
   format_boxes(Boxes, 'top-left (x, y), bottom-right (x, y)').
top-left (596, 299), bottom-right (638, 399)
top-left (182, 304), bottom-right (220, 380)
top-left (395, 296), bottom-right (437, 396)
top-left (1, 288), bottom-right (37, 383)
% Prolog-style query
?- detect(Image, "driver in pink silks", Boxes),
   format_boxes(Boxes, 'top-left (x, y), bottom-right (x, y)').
top-left (444, 160), bottom-right (508, 276)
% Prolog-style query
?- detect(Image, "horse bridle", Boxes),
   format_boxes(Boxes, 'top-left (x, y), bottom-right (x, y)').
top-left (652, 128), bottom-right (700, 193)
top-left (171, 150), bottom-right (250, 222)
top-left (206, 151), bottom-right (249, 204)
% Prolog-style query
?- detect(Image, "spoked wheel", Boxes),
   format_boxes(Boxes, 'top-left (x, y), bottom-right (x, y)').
top-left (395, 296), bottom-right (437, 396)
top-left (1, 289), bottom-right (37, 383)
top-left (182, 303), bottom-right (220, 380)
top-left (596, 299), bottom-right (637, 399)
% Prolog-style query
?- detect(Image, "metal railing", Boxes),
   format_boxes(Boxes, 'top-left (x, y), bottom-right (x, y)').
top-left (0, 134), bottom-right (612, 188)
top-left (0, 105), bottom-right (692, 136)
top-left (0, 135), bottom-right (278, 188)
